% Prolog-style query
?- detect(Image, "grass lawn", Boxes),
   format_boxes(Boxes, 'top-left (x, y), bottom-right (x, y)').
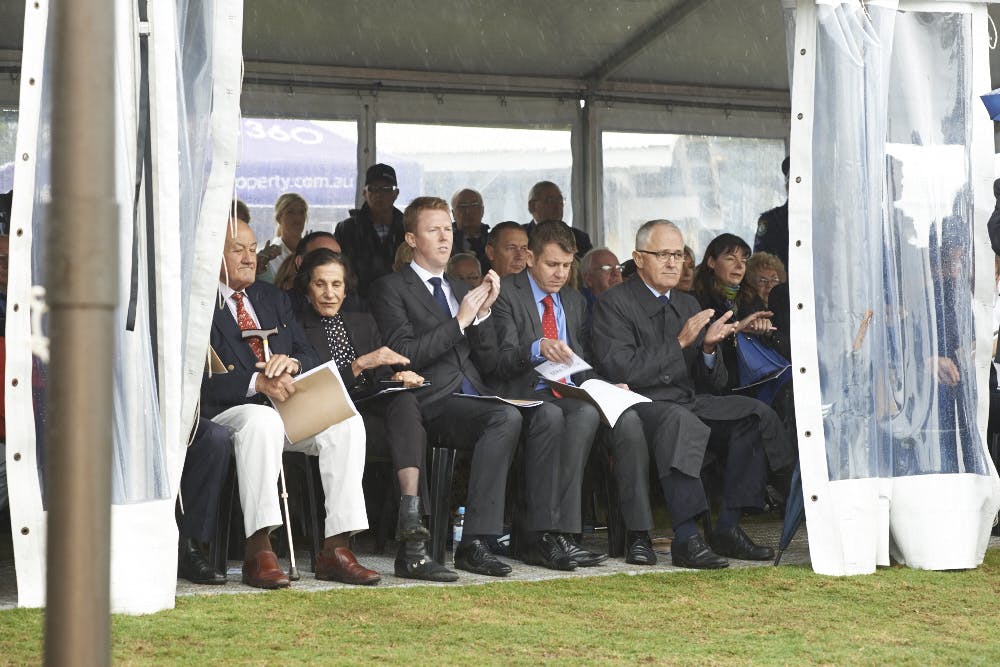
top-left (1, 550), bottom-right (998, 665)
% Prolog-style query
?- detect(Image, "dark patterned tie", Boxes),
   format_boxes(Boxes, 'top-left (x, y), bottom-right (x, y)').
top-left (232, 292), bottom-right (263, 362)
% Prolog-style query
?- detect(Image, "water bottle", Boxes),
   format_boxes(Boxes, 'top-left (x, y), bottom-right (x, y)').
top-left (452, 506), bottom-right (465, 549)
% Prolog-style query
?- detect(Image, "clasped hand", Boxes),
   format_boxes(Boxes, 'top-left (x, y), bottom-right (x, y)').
top-left (254, 353), bottom-right (299, 402)
top-left (456, 270), bottom-right (501, 328)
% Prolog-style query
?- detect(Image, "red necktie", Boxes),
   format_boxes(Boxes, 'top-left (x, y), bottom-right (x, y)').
top-left (541, 295), bottom-right (565, 396)
top-left (232, 292), bottom-right (264, 362)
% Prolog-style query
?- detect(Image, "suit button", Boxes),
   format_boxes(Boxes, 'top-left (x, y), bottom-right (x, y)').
top-left (227, 364), bottom-right (235, 371)
top-left (661, 375), bottom-right (671, 383)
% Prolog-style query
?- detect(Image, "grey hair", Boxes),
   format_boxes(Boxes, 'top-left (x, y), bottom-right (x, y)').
top-left (580, 246), bottom-right (615, 275)
top-left (528, 180), bottom-right (560, 201)
top-left (447, 252), bottom-right (482, 276)
top-left (635, 219), bottom-right (680, 250)
top-left (450, 188), bottom-right (483, 210)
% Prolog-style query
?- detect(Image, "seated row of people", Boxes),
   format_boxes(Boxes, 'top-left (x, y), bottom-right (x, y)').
top-left (180, 190), bottom-right (794, 590)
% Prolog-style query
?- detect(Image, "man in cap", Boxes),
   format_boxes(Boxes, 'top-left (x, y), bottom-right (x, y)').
top-left (335, 163), bottom-right (406, 299)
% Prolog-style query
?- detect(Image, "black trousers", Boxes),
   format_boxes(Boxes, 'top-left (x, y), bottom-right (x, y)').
top-left (608, 403), bottom-right (767, 531)
top-left (360, 390), bottom-right (430, 510)
top-left (178, 418), bottom-right (233, 543)
top-left (426, 397), bottom-right (521, 536)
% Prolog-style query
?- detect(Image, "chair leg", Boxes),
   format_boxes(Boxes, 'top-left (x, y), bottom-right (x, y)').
top-left (429, 446), bottom-right (455, 564)
top-left (303, 454), bottom-right (322, 574)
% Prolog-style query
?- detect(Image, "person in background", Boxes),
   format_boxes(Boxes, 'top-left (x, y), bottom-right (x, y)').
top-left (393, 241), bottom-right (414, 273)
top-left (580, 247), bottom-right (623, 307)
top-left (257, 193), bottom-right (309, 283)
top-left (485, 221), bottom-right (530, 278)
top-left (676, 246), bottom-right (696, 293)
top-left (522, 181), bottom-right (593, 259)
top-left (451, 188), bottom-right (490, 274)
top-left (753, 157), bottom-right (790, 268)
top-left (447, 252), bottom-right (483, 289)
top-left (336, 164), bottom-right (406, 299)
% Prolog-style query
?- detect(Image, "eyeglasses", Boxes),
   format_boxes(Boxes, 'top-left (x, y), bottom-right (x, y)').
top-left (534, 196), bottom-right (564, 205)
top-left (455, 202), bottom-right (483, 209)
top-left (593, 264), bottom-right (623, 274)
top-left (635, 249), bottom-right (685, 263)
top-left (365, 185), bottom-right (398, 194)
top-left (756, 277), bottom-right (782, 286)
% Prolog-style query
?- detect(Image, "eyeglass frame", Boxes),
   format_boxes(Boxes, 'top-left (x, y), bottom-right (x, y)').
top-left (592, 264), bottom-right (623, 274)
top-left (635, 249), bottom-right (685, 264)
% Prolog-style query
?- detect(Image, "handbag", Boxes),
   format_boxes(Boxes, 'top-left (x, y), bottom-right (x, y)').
top-left (733, 332), bottom-right (792, 405)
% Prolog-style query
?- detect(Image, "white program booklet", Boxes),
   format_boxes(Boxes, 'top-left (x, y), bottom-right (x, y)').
top-left (545, 378), bottom-right (651, 428)
top-left (534, 353), bottom-right (592, 381)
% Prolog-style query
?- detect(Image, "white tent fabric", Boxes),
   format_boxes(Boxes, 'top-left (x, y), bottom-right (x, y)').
top-left (788, 0), bottom-right (1000, 575)
top-left (5, 0), bottom-right (242, 613)
top-left (4, 0), bottom-right (998, 614)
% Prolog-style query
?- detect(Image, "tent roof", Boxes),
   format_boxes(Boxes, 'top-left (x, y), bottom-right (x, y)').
top-left (1, 1), bottom-right (998, 114)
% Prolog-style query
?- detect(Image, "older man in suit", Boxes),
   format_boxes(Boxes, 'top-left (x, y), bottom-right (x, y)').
top-left (203, 218), bottom-right (379, 589)
top-left (591, 220), bottom-right (792, 569)
top-left (490, 221), bottom-right (607, 567)
top-left (372, 197), bottom-right (580, 574)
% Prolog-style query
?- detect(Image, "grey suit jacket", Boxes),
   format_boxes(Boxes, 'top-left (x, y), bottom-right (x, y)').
top-left (370, 264), bottom-right (498, 416)
top-left (490, 270), bottom-right (595, 399)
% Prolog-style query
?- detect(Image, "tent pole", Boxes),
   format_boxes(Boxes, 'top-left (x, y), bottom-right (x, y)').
top-left (44, 0), bottom-right (117, 663)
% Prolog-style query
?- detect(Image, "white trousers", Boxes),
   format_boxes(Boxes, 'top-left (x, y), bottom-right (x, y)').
top-left (211, 404), bottom-right (368, 539)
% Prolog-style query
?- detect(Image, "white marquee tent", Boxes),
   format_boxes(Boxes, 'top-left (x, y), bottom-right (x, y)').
top-left (0, 0), bottom-right (998, 614)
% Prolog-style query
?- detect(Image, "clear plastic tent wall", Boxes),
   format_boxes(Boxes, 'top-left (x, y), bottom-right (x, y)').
top-left (787, 0), bottom-right (1000, 575)
top-left (7, 0), bottom-right (242, 613)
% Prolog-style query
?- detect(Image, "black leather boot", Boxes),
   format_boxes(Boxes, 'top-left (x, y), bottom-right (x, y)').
top-left (178, 539), bottom-right (227, 585)
top-left (397, 495), bottom-right (431, 542)
top-left (394, 539), bottom-right (459, 582)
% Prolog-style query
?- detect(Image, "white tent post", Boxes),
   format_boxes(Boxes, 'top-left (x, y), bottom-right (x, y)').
top-left (43, 0), bottom-right (117, 662)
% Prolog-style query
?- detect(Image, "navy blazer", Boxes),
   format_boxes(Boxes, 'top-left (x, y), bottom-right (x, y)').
top-left (490, 270), bottom-right (595, 398)
top-left (200, 281), bottom-right (319, 419)
top-left (370, 264), bottom-right (498, 414)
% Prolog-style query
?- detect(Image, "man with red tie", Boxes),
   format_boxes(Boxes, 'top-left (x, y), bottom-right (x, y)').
top-left (490, 221), bottom-right (607, 568)
top-left (201, 218), bottom-right (379, 589)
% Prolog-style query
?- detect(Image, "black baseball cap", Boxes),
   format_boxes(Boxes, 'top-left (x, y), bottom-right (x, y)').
top-left (365, 163), bottom-right (397, 187)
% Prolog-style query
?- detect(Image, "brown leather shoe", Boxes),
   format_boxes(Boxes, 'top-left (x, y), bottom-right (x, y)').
top-left (315, 547), bottom-right (381, 585)
top-left (242, 550), bottom-right (291, 589)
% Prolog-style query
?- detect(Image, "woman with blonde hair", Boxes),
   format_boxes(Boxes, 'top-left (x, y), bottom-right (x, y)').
top-left (258, 192), bottom-right (309, 282)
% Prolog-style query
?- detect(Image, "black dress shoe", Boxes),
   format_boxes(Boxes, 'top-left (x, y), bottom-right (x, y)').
top-left (624, 531), bottom-right (656, 566)
top-left (454, 539), bottom-right (512, 577)
top-left (554, 534), bottom-right (608, 567)
top-left (523, 533), bottom-right (577, 571)
top-left (178, 540), bottom-right (227, 585)
top-left (395, 541), bottom-right (459, 582)
top-left (671, 534), bottom-right (729, 570)
top-left (710, 526), bottom-right (775, 561)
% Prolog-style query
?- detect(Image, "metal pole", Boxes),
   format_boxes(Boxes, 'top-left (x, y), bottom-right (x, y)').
top-left (44, 0), bottom-right (117, 663)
